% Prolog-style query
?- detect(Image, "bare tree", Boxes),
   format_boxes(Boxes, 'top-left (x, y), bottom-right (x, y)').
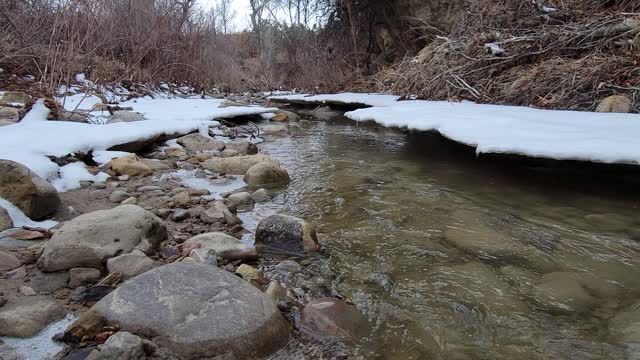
top-left (216, 0), bottom-right (235, 34)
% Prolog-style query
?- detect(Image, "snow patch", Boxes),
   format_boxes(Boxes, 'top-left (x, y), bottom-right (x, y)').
top-left (51, 162), bottom-right (110, 192)
top-left (20, 99), bottom-right (49, 124)
top-left (0, 198), bottom-right (58, 229)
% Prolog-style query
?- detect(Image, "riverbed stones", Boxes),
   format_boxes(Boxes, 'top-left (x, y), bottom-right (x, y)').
top-left (110, 155), bottom-right (152, 177)
top-left (244, 162), bottom-right (290, 188)
top-left (226, 192), bottom-right (255, 209)
top-left (177, 134), bottom-right (225, 152)
top-left (183, 232), bottom-right (257, 260)
top-left (87, 331), bottom-right (145, 360)
top-left (225, 139), bottom-right (258, 155)
top-left (109, 190), bottom-right (130, 203)
top-left (202, 154), bottom-right (274, 175)
top-left (201, 201), bottom-right (241, 225)
top-left (88, 262), bottom-right (289, 359)
top-left (235, 264), bottom-right (266, 287)
top-left (221, 149), bottom-right (240, 158)
top-left (69, 268), bottom-right (102, 288)
top-left (255, 214), bottom-right (320, 254)
top-left (265, 281), bottom-right (287, 303)
top-left (301, 298), bottom-right (369, 340)
top-left (0, 160), bottom-right (60, 220)
top-left (531, 272), bottom-right (597, 313)
top-left (0, 250), bottom-right (20, 274)
top-left (0, 296), bottom-right (65, 337)
top-left (38, 205), bottom-right (167, 272)
top-left (107, 250), bottom-right (161, 280)
top-left (252, 188), bottom-right (269, 202)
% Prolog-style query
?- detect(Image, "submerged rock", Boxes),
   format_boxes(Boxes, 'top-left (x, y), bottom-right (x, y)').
top-left (263, 125), bottom-right (287, 136)
top-left (88, 262), bottom-right (289, 359)
top-left (38, 205), bottom-right (167, 272)
top-left (301, 298), bottom-right (369, 340)
top-left (0, 296), bottom-right (65, 338)
top-left (244, 162), bottom-right (290, 188)
top-left (255, 214), bottom-right (320, 254)
top-left (532, 272), bottom-right (597, 313)
top-left (202, 154), bottom-right (274, 175)
top-left (609, 300), bottom-right (640, 344)
top-left (0, 160), bottom-right (60, 220)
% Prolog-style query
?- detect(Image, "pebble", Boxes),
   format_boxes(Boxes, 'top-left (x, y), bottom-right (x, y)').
top-left (20, 286), bottom-right (36, 296)
top-left (171, 209), bottom-right (190, 222)
top-left (109, 191), bottom-right (130, 203)
top-left (121, 197), bottom-right (137, 205)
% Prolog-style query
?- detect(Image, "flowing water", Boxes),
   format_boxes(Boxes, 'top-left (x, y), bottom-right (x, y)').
top-left (258, 116), bottom-right (640, 359)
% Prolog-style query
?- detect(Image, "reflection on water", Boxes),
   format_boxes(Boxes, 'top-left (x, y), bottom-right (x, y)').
top-left (260, 117), bottom-right (640, 359)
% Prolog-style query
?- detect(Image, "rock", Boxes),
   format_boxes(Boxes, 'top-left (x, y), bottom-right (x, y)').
top-left (201, 201), bottom-right (242, 225)
top-left (275, 260), bottom-right (302, 273)
top-left (172, 191), bottom-right (192, 208)
top-left (532, 272), bottom-right (597, 313)
top-left (183, 232), bottom-right (257, 261)
top-left (109, 191), bottom-right (131, 203)
top-left (88, 262), bottom-right (289, 359)
top-left (235, 264), bottom-right (265, 286)
top-left (171, 209), bottom-right (190, 222)
top-left (301, 298), bottom-right (369, 340)
top-left (108, 111), bottom-right (145, 123)
top-left (226, 192), bottom-right (255, 209)
top-left (117, 175), bottom-right (130, 181)
top-left (255, 214), bottom-right (320, 254)
top-left (221, 149), bottom-right (240, 157)
top-left (308, 106), bottom-right (340, 121)
top-left (106, 250), bottom-right (161, 280)
top-left (609, 300), bottom-right (640, 343)
top-left (138, 185), bottom-right (163, 192)
top-left (0, 106), bottom-right (19, 122)
top-left (225, 140), bottom-right (258, 155)
top-left (189, 248), bottom-right (217, 266)
top-left (244, 162), bottom-right (290, 188)
top-left (0, 160), bottom-right (60, 220)
top-left (38, 205), bottom-right (167, 272)
top-left (0, 250), bottom-right (20, 274)
top-left (1, 91), bottom-right (29, 104)
top-left (88, 331), bottom-right (145, 360)
top-left (177, 134), bottom-right (225, 152)
top-left (69, 268), bottom-right (102, 288)
top-left (6, 265), bottom-right (26, 279)
top-left (596, 95), bottom-right (632, 113)
top-left (165, 147), bottom-right (187, 158)
top-left (139, 159), bottom-right (171, 171)
top-left (0, 296), bottom-right (65, 337)
top-left (20, 285), bottom-right (36, 296)
top-left (297, 119), bottom-right (312, 128)
top-left (265, 281), bottom-right (287, 303)
top-left (120, 197), bottom-right (137, 205)
top-left (263, 125), bottom-right (288, 136)
top-left (110, 155), bottom-right (153, 177)
top-left (202, 154), bottom-right (274, 175)
top-left (251, 188), bottom-right (270, 202)
top-left (29, 270), bottom-right (69, 293)
top-left (270, 110), bottom-right (299, 122)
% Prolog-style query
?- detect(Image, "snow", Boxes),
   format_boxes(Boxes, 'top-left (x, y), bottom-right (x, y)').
top-left (92, 150), bottom-right (131, 165)
top-left (269, 92), bottom-right (401, 107)
top-left (0, 198), bottom-right (58, 229)
top-left (20, 99), bottom-right (49, 124)
top-left (58, 93), bottom-right (104, 111)
top-left (345, 99), bottom-right (640, 165)
top-left (50, 162), bottom-right (110, 192)
top-left (1, 313), bottom-right (77, 360)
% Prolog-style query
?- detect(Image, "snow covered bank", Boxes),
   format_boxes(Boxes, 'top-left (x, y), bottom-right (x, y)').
top-left (274, 92), bottom-right (640, 165)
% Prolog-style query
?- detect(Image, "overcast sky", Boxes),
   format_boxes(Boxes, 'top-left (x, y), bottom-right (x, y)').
top-left (198, 0), bottom-right (251, 31)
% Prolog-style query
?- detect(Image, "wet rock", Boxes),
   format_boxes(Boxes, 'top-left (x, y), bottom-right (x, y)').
top-left (609, 300), bottom-right (640, 344)
top-left (275, 260), bottom-right (302, 273)
top-left (265, 281), bottom-right (287, 303)
top-left (301, 298), bottom-right (369, 340)
top-left (177, 134), bottom-right (225, 152)
top-left (270, 110), bottom-right (299, 122)
top-left (171, 209), bottom-right (190, 222)
top-left (107, 249), bottom-right (161, 280)
top-left (0, 296), bottom-right (65, 337)
top-left (87, 331), bottom-right (145, 360)
top-left (308, 106), bottom-right (340, 121)
top-left (108, 111), bottom-right (145, 123)
top-left (88, 262), bottom-right (289, 359)
top-left (2, 91), bottom-right (29, 104)
top-left (189, 248), bottom-right (217, 266)
top-left (201, 201), bottom-right (241, 226)
top-left (29, 269), bottom-right (69, 293)
top-left (109, 190), bottom-right (131, 203)
top-left (110, 155), bottom-right (152, 177)
top-left (221, 149), bottom-right (239, 158)
top-left (183, 232), bottom-right (257, 261)
top-left (244, 162), bottom-right (290, 188)
top-left (263, 124), bottom-right (288, 136)
top-left (366, 272), bottom-right (394, 291)
top-left (235, 264), bottom-right (266, 287)
top-left (596, 95), bottom-right (632, 113)
top-left (225, 192), bottom-right (255, 209)
top-left (0, 250), bottom-right (20, 274)
top-left (251, 188), bottom-right (270, 202)
top-left (202, 154), bottom-right (274, 175)
top-left (0, 160), bottom-right (60, 220)
top-left (69, 268), bottom-right (102, 288)
top-left (255, 214), bottom-right (320, 254)
top-left (225, 139), bottom-right (258, 155)
top-left (532, 272), bottom-right (597, 313)
top-left (38, 205), bottom-right (167, 272)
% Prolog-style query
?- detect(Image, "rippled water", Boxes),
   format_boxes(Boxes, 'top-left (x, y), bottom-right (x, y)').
top-left (258, 116), bottom-right (640, 359)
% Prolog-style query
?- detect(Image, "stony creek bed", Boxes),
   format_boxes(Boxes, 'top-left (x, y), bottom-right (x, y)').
top-left (0, 90), bottom-right (639, 360)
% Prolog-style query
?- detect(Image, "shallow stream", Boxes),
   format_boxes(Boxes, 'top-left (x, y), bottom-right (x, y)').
top-left (258, 116), bottom-right (640, 359)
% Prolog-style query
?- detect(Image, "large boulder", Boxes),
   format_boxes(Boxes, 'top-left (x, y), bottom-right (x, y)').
top-left (301, 298), bottom-right (369, 340)
top-left (110, 155), bottom-right (153, 177)
top-left (202, 154), bottom-right (274, 175)
top-left (0, 296), bottom-right (65, 338)
top-left (38, 205), bottom-right (167, 272)
top-left (0, 160), bottom-right (60, 220)
top-left (255, 214), bottom-right (319, 254)
top-left (0, 207), bottom-right (12, 231)
top-left (177, 134), bottom-right (225, 152)
top-left (87, 262), bottom-right (290, 359)
top-left (225, 139), bottom-right (258, 155)
top-left (183, 232), bottom-right (257, 260)
top-left (244, 162), bottom-right (290, 188)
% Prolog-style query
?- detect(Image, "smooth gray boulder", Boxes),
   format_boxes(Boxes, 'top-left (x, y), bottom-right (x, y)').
top-left (177, 134), bottom-right (225, 152)
top-left (0, 160), bottom-right (60, 220)
top-left (89, 262), bottom-right (289, 359)
top-left (106, 250), bottom-right (161, 280)
top-left (243, 162), bottom-right (290, 188)
top-left (38, 205), bottom-right (167, 272)
top-left (255, 214), bottom-right (319, 254)
top-left (0, 296), bottom-right (65, 337)
top-left (183, 232), bottom-right (257, 260)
